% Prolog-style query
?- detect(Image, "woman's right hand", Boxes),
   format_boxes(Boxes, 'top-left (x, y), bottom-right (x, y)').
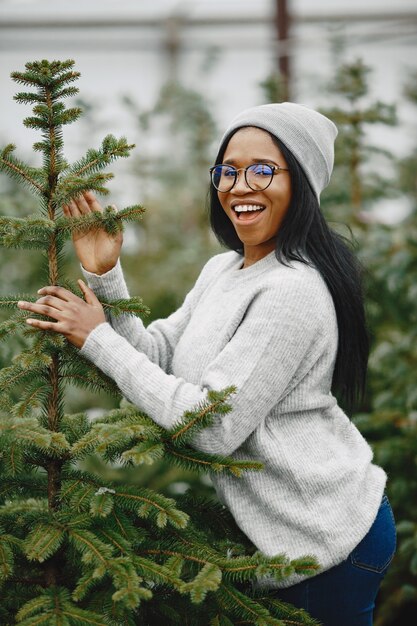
top-left (63, 191), bottom-right (123, 275)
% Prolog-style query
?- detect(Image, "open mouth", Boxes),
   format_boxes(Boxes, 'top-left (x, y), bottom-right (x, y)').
top-left (232, 204), bottom-right (266, 221)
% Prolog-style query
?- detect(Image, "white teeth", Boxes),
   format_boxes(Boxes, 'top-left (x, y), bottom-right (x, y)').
top-left (234, 204), bottom-right (265, 212)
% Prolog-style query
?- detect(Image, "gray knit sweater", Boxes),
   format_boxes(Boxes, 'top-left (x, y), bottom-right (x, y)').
top-left (81, 250), bottom-right (386, 588)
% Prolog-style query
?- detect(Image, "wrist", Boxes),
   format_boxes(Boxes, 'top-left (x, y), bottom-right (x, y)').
top-left (82, 261), bottom-right (118, 276)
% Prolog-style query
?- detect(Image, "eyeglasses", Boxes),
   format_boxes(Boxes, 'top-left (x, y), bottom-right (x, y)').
top-left (210, 162), bottom-right (289, 193)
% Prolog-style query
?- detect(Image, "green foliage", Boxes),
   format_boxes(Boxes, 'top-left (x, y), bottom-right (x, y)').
top-left (0, 59), bottom-right (317, 625)
top-left (321, 59), bottom-right (398, 226)
top-left (122, 80), bottom-right (222, 323)
top-left (320, 58), bottom-right (417, 625)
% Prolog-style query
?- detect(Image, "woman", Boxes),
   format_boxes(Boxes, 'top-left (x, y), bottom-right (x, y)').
top-left (18, 102), bottom-right (396, 625)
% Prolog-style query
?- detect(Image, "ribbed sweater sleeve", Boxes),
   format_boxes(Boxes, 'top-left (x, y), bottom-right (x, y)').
top-left (80, 266), bottom-right (322, 456)
top-left (81, 258), bottom-right (214, 372)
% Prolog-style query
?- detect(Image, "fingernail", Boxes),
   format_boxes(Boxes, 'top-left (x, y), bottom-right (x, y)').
top-left (17, 301), bottom-right (24, 307)
top-left (26, 319), bottom-right (33, 325)
top-left (37, 288), bottom-right (44, 294)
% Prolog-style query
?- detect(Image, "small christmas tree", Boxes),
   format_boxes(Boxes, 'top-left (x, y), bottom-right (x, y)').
top-left (0, 60), bottom-right (319, 625)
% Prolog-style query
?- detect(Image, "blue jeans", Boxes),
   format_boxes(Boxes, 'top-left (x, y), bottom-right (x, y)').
top-left (268, 494), bottom-right (396, 626)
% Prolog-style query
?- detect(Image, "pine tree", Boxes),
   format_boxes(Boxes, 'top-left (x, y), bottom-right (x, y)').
top-left (320, 58), bottom-right (397, 231)
top-left (0, 60), bottom-right (320, 625)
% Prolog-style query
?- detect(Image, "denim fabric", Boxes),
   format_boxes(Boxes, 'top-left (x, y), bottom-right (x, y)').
top-left (268, 494), bottom-right (396, 626)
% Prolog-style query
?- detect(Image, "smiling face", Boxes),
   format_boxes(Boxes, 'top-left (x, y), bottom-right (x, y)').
top-left (218, 127), bottom-right (292, 267)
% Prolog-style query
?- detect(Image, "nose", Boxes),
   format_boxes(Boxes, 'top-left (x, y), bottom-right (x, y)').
top-left (232, 169), bottom-right (251, 194)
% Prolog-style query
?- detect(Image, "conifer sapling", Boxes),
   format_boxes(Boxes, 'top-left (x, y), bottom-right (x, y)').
top-left (0, 59), bottom-right (319, 626)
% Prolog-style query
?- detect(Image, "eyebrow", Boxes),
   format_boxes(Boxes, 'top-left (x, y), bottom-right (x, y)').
top-left (223, 157), bottom-right (280, 166)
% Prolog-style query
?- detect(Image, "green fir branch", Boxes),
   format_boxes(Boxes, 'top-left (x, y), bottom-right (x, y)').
top-left (0, 531), bottom-right (15, 582)
top-left (55, 204), bottom-right (145, 240)
top-left (16, 586), bottom-right (106, 626)
top-left (23, 106), bottom-right (82, 131)
top-left (59, 473), bottom-right (99, 504)
top-left (0, 416), bottom-right (52, 449)
top-left (0, 476), bottom-right (47, 503)
top-left (72, 570), bottom-right (104, 603)
top-left (116, 205), bottom-right (146, 221)
top-left (121, 441), bottom-right (165, 466)
top-left (63, 135), bottom-right (135, 179)
top-left (261, 597), bottom-right (322, 626)
top-left (181, 562), bottom-right (223, 604)
top-left (100, 295), bottom-right (150, 319)
top-left (0, 360), bottom-right (49, 398)
top-left (11, 60), bottom-right (80, 89)
top-left (216, 552), bottom-right (318, 585)
top-left (113, 486), bottom-right (190, 530)
top-left (0, 294), bottom-right (37, 310)
top-left (0, 415), bottom-right (71, 464)
top-left (108, 557), bottom-right (152, 608)
top-left (0, 144), bottom-right (45, 195)
top-left (60, 412), bottom-right (91, 445)
top-left (142, 541), bottom-right (318, 591)
top-left (165, 444), bottom-right (264, 477)
top-left (216, 582), bottom-right (282, 625)
top-left (95, 527), bottom-right (132, 557)
top-left (53, 174), bottom-right (113, 207)
top-left (91, 405), bottom-right (160, 428)
top-left (71, 414), bottom-right (160, 459)
top-left (0, 442), bottom-right (24, 478)
top-left (0, 499), bottom-right (50, 539)
top-left (23, 523), bottom-right (65, 562)
top-left (0, 215), bottom-right (55, 249)
top-left (89, 489), bottom-right (115, 518)
top-left (65, 482), bottom-right (100, 514)
top-left (168, 386), bottom-right (237, 446)
top-left (60, 351), bottom-right (121, 398)
top-left (133, 554), bottom-right (184, 590)
top-left (0, 312), bottom-right (32, 341)
top-left (14, 92), bottom-right (45, 105)
top-left (68, 535), bottom-right (152, 611)
top-left (68, 528), bottom-right (115, 565)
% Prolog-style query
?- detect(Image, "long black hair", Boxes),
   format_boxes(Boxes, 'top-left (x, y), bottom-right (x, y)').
top-left (209, 128), bottom-right (369, 412)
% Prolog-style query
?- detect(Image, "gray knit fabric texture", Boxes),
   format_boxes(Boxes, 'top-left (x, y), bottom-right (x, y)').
top-left (219, 102), bottom-right (338, 201)
top-left (81, 253), bottom-right (386, 588)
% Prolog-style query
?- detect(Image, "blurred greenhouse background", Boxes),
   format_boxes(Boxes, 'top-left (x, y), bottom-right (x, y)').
top-left (0, 0), bottom-right (417, 623)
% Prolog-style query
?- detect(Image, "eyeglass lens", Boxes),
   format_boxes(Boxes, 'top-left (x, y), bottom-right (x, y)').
top-left (212, 164), bottom-right (274, 192)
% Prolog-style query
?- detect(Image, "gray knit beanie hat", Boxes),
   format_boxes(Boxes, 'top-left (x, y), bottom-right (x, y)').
top-left (219, 102), bottom-right (338, 202)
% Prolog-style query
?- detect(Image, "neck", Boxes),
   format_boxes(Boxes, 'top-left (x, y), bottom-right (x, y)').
top-left (242, 242), bottom-right (276, 268)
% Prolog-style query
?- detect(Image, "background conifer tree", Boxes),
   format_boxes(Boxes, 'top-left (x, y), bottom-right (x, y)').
top-left (319, 58), bottom-right (397, 231)
top-left (0, 59), bottom-right (320, 626)
top-left (318, 58), bottom-right (417, 625)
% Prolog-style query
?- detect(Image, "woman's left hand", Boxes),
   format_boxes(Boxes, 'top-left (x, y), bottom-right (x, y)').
top-left (17, 280), bottom-right (105, 349)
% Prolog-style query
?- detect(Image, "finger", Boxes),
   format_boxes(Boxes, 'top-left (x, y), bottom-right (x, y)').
top-left (65, 198), bottom-right (82, 218)
top-left (18, 301), bottom-right (63, 321)
top-left (74, 193), bottom-right (91, 215)
top-left (35, 295), bottom-right (67, 311)
top-left (26, 318), bottom-right (64, 333)
top-left (78, 279), bottom-right (100, 306)
top-left (83, 191), bottom-right (105, 214)
top-left (36, 285), bottom-right (79, 302)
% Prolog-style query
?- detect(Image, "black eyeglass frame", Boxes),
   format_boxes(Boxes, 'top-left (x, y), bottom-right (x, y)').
top-left (209, 162), bottom-right (289, 193)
